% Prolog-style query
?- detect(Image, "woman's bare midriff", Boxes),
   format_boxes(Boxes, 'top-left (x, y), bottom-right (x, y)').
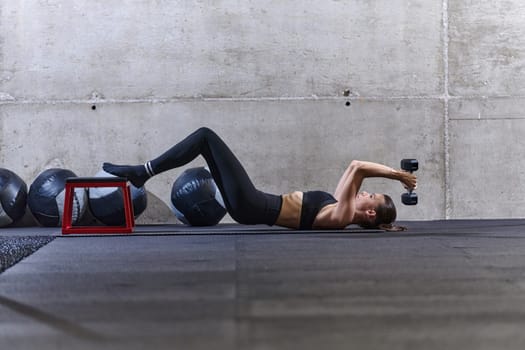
top-left (275, 191), bottom-right (303, 229)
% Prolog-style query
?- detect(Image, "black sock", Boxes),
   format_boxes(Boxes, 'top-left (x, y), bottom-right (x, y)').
top-left (102, 162), bottom-right (151, 188)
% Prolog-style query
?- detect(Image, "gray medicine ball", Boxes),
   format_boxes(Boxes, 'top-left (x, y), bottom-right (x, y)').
top-left (0, 168), bottom-right (28, 227)
top-left (88, 170), bottom-right (148, 226)
top-left (171, 167), bottom-right (226, 226)
top-left (28, 168), bottom-right (87, 227)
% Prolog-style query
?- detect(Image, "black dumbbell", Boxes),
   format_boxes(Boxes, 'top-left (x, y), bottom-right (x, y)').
top-left (400, 159), bottom-right (418, 205)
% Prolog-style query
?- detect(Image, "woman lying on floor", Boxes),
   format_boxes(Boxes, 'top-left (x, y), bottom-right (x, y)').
top-left (103, 127), bottom-right (417, 231)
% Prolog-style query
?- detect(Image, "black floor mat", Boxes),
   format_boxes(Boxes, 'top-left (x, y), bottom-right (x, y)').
top-left (59, 224), bottom-right (384, 236)
top-left (0, 236), bottom-right (55, 274)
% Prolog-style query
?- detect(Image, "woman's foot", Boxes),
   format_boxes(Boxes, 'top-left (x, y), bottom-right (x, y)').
top-left (102, 162), bottom-right (150, 188)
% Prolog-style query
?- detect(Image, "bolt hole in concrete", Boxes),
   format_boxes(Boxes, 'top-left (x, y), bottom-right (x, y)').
top-left (343, 89), bottom-right (351, 107)
top-left (91, 105), bottom-right (97, 110)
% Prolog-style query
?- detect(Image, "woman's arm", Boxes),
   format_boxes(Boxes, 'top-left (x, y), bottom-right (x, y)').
top-left (322, 160), bottom-right (417, 227)
top-left (315, 161), bottom-right (363, 228)
top-left (339, 161), bottom-right (417, 192)
top-left (354, 160), bottom-right (417, 190)
top-left (334, 160), bottom-right (365, 201)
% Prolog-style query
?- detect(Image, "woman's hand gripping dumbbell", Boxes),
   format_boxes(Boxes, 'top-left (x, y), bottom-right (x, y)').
top-left (400, 159), bottom-right (418, 205)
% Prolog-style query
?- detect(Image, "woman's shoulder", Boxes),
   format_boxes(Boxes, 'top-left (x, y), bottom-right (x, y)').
top-left (312, 203), bottom-right (350, 230)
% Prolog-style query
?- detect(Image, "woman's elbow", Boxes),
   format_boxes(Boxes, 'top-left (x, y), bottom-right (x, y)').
top-left (349, 160), bottom-right (364, 170)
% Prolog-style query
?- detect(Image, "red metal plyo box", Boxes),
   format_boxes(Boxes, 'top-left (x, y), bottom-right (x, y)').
top-left (62, 177), bottom-right (134, 234)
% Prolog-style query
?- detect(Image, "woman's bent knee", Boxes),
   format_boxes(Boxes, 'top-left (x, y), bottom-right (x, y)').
top-left (195, 127), bottom-right (218, 139)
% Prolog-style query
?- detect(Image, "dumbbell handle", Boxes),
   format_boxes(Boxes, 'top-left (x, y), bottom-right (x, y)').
top-left (400, 159), bottom-right (418, 205)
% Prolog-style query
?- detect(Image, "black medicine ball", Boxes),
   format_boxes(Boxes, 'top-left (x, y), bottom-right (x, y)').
top-left (88, 170), bottom-right (148, 226)
top-left (28, 168), bottom-right (87, 227)
top-left (171, 167), bottom-right (226, 226)
top-left (0, 168), bottom-right (28, 227)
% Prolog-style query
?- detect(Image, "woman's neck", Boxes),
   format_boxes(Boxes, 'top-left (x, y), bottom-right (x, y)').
top-left (351, 210), bottom-right (368, 226)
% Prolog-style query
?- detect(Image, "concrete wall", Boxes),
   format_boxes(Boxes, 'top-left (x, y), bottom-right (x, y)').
top-left (1, 0), bottom-right (524, 223)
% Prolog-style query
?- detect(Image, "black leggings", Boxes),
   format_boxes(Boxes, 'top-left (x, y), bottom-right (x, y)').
top-left (150, 127), bottom-right (282, 225)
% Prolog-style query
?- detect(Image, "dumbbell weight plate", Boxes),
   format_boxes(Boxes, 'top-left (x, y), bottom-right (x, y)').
top-left (400, 159), bottom-right (418, 172)
top-left (402, 192), bottom-right (418, 205)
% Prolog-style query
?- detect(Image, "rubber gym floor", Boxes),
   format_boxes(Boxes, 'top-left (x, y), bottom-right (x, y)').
top-left (1, 220), bottom-right (525, 350)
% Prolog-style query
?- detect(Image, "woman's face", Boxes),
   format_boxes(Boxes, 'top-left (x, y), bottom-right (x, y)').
top-left (355, 191), bottom-right (385, 211)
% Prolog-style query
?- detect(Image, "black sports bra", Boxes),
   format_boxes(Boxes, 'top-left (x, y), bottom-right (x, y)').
top-left (299, 191), bottom-right (338, 230)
